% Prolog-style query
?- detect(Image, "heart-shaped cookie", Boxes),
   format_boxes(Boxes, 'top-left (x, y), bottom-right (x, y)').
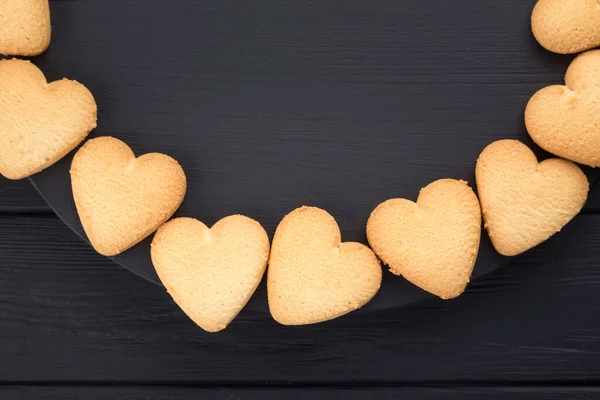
top-left (525, 50), bottom-right (600, 167)
top-left (0, 0), bottom-right (51, 56)
top-left (476, 140), bottom-right (588, 256)
top-left (367, 179), bottom-right (481, 299)
top-left (151, 216), bottom-right (270, 332)
top-left (268, 206), bottom-right (382, 325)
top-left (0, 59), bottom-right (97, 179)
top-left (71, 136), bottom-right (186, 256)
top-left (532, 0), bottom-right (600, 54)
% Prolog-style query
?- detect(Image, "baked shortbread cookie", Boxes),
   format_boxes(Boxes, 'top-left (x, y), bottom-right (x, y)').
top-left (367, 179), bottom-right (481, 300)
top-left (0, 58), bottom-right (96, 179)
top-left (0, 0), bottom-right (51, 56)
top-left (532, 0), bottom-right (600, 54)
top-left (476, 140), bottom-right (588, 256)
top-left (268, 206), bottom-right (382, 325)
top-left (526, 50), bottom-right (600, 167)
top-left (151, 216), bottom-right (270, 332)
top-left (71, 136), bottom-right (186, 256)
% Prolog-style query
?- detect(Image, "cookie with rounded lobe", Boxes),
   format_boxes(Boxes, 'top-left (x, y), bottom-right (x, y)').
top-left (268, 206), bottom-right (382, 325)
top-left (526, 50), bottom-right (600, 167)
top-left (0, 58), bottom-right (96, 179)
top-left (532, 0), bottom-right (600, 54)
top-left (476, 140), bottom-right (588, 257)
top-left (71, 136), bottom-right (186, 257)
top-left (151, 216), bottom-right (270, 333)
top-left (367, 179), bottom-right (481, 300)
top-left (0, 0), bottom-right (51, 56)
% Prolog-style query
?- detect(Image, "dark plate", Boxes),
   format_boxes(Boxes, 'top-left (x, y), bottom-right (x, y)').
top-left (28, 0), bottom-right (597, 312)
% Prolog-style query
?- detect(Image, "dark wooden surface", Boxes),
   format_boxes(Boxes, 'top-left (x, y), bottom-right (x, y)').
top-left (5, 387), bottom-right (600, 400)
top-left (28, 0), bottom-right (596, 308)
top-left (2, 181), bottom-right (600, 399)
top-left (3, 0), bottom-right (600, 398)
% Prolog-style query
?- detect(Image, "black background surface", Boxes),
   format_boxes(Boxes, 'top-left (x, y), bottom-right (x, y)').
top-left (2, 0), bottom-right (600, 398)
top-left (2, 182), bottom-right (600, 397)
top-left (28, 0), bottom-right (597, 311)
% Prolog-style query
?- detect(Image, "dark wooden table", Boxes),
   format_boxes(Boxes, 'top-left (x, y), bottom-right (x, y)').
top-left (2, 179), bottom-right (600, 399)
top-left (3, 0), bottom-right (600, 397)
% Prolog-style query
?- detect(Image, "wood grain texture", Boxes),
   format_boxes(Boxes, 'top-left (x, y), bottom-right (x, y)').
top-left (4, 177), bottom-right (600, 214)
top-left (0, 180), bottom-right (49, 213)
top-left (2, 168), bottom-right (600, 215)
top-left (3, 386), bottom-right (600, 400)
top-left (26, 0), bottom-right (600, 303)
top-left (586, 187), bottom-right (600, 213)
top-left (0, 0), bottom-right (599, 395)
top-left (32, 0), bottom-right (595, 236)
top-left (1, 215), bottom-right (599, 383)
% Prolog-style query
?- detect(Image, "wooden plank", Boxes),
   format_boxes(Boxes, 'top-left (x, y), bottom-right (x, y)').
top-left (0, 180), bottom-right (50, 213)
top-left (1, 175), bottom-right (600, 214)
top-left (1, 178), bottom-right (600, 215)
top-left (585, 188), bottom-right (600, 213)
top-left (1, 216), bottom-right (600, 383)
top-left (3, 386), bottom-right (599, 400)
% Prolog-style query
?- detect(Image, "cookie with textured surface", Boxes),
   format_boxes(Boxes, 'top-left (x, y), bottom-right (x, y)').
top-left (71, 136), bottom-right (186, 256)
top-left (476, 139), bottom-right (588, 257)
top-left (531, 0), bottom-right (600, 54)
top-left (152, 216), bottom-right (270, 332)
top-left (268, 206), bottom-right (382, 325)
top-left (0, 58), bottom-right (96, 180)
top-left (0, 0), bottom-right (51, 56)
top-left (367, 179), bottom-right (481, 300)
top-left (526, 50), bottom-right (600, 167)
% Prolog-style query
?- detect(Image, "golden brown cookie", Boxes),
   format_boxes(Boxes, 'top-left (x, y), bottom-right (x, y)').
top-left (0, 0), bottom-right (51, 56)
top-left (268, 206), bottom-right (382, 325)
top-left (151, 216), bottom-right (270, 333)
top-left (0, 58), bottom-right (96, 180)
top-left (476, 139), bottom-right (588, 256)
top-left (525, 50), bottom-right (600, 167)
top-left (531, 0), bottom-right (600, 54)
top-left (71, 136), bottom-right (187, 256)
top-left (367, 179), bottom-right (481, 300)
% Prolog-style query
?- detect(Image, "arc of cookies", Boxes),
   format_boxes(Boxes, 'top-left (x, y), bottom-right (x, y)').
top-left (0, 0), bottom-right (598, 330)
